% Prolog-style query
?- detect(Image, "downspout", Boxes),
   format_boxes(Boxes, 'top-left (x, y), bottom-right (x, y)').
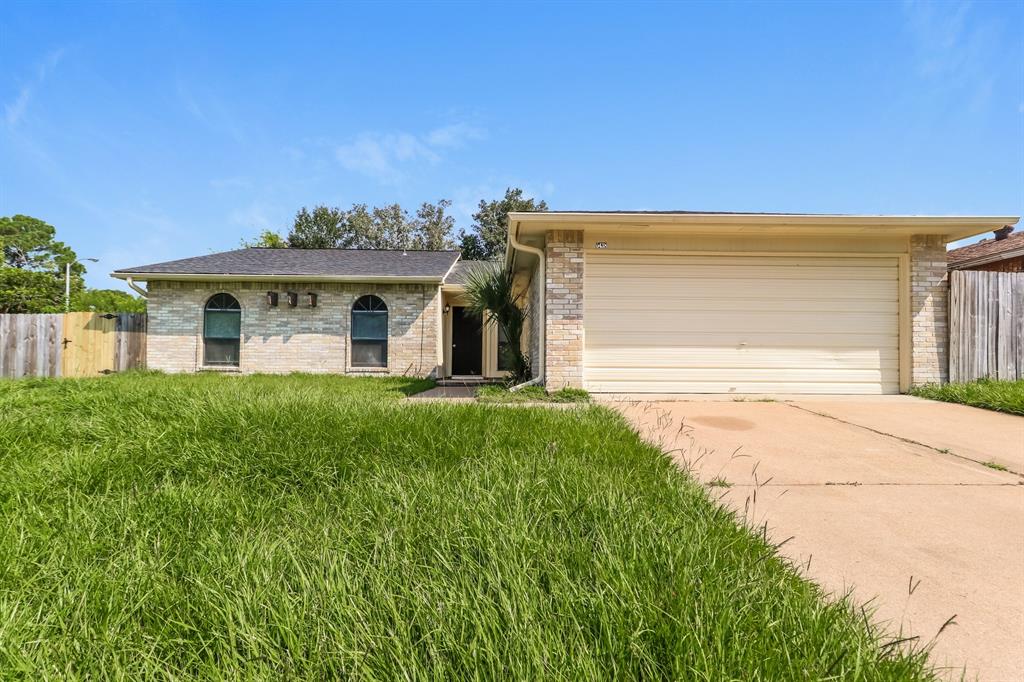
top-left (126, 277), bottom-right (148, 299)
top-left (507, 220), bottom-right (545, 390)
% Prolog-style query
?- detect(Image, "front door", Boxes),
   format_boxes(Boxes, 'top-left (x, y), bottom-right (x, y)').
top-left (451, 306), bottom-right (482, 376)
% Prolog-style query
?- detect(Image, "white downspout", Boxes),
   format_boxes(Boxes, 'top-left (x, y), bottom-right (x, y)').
top-left (126, 277), bottom-right (148, 299)
top-left (507, 221), bottom-right (545, 390)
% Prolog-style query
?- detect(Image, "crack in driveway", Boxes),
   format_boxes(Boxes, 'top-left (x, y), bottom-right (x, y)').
top-left (783, 402), bottom-right (1024, 479)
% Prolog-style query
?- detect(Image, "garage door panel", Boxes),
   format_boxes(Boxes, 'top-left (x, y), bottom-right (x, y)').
top-left (585, 379), bottom-right (900, 395)
top-left (585, 310), bottom-right (897, 334)
top-left (583, 253), bottom-right (900, 394)
top-left (586, 346), bottom-right (898, 369)
top-left (586, 280), bottom-right (898, 301)
top-left (589, 331), bottom-right (898, 349)
top-left (587, 298), bottom-right (898, 314)
top-left (586, 366), bottom-right (892, 384)
top-left (587, 255), bottom-right (898, 268)
top-left (590, 263), bottom-right (898, 281)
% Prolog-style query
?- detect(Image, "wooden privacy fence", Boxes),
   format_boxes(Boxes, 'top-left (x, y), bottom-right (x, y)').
top-left (0, 312), bottom-right (146, 379)
top-left (949, 270), bottom-right (1023, 382)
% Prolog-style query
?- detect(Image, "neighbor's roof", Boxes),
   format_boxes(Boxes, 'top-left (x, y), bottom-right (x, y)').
top-left (947, 228), bottom-right (1024, 269)
top-left (112, 248), bottom-right (461, 282)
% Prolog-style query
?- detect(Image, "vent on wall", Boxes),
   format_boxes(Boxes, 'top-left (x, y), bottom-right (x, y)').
top-left (307, 292), bottom-right (318, 307)
top-left (286, 292), bottom-right (298, 307)
top-left (266, 291), bottom-right (279, 307)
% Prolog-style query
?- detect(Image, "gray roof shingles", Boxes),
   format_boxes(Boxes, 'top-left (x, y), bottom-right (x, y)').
top-left (444, 260), bottom-right (493, 286)
top-left (114, 248), bottom-right (461, 279)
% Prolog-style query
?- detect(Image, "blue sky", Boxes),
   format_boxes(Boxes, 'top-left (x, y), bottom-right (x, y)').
top-left (2, 1), bottom-right (1022, 290)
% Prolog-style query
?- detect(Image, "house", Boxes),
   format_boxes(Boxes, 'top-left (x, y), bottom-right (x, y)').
top-left (947, 225), bottom-right (1024, 272)
top-left (112, 211), bottom-right (1019, 395)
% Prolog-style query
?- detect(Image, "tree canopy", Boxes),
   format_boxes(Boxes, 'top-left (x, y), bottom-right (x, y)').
top-left (243, 189), bottom-right (547, 261)
top-left (463, 188), bottom-right (548, 261)
top-left (0, 215), bottom-right (144, 314)
top-left (73, 289), bottom-right (146, 313)
top-left (246, 200), bottom-right (461, 252)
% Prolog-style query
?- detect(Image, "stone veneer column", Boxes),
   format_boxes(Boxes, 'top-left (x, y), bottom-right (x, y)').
top-left (910, 235), bottom-right (949, 385)
top-left (545, 230), bottom-right (585, 389)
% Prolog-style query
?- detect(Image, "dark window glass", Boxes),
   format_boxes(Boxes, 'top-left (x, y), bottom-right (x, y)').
top-left (204, 293), bottom-right (241, 366)
top-left (352, 295), bottom-right (387, 367)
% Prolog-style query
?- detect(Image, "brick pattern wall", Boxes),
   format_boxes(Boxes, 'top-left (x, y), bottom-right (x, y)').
top-left (146, 280), bottom-right (440, 376)
top-left (545, 230), bottom-right (585, 389)
top-left (910, 235), bottom-right (949, 385)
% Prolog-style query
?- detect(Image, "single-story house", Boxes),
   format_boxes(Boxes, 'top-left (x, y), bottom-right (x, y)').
top-left (947, 225), bottom-right (1024, 272)
top-left (112, 211), bottom-right (1019, 395)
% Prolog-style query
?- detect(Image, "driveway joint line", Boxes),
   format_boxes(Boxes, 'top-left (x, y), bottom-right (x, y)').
top-left (782, 402), bottom-right (1024, 479)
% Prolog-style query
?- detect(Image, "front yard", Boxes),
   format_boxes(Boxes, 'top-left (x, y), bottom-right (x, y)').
top-left (910, 378), bottom-right (1024, 416)
top-left (0, 373), bottom-right (935, 679)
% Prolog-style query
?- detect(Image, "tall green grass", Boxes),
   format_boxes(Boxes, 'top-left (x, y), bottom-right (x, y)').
top-left (911, 378), bottom-right (1024, 416)
top-left (0, 373), bottom-right (935, 679)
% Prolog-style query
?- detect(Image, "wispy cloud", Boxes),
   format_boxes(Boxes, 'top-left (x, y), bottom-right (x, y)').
top-left (4, 47), bottom-right (66, 128)
top-left (902, 0), bottom-right (1000, 112)
top-left (176, 77), bottom-right (248, 144)
top-left (335, 123), bottom-right (487, 183)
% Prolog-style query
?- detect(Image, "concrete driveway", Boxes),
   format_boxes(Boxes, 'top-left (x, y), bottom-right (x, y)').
top-left (608, 395), bottom-right (1023, 681)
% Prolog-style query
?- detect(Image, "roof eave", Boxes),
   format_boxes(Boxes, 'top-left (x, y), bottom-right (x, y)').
top-left (110, 272), bottom-right (444, 284)
top-left (507, 212), bottom-right (1020, 243)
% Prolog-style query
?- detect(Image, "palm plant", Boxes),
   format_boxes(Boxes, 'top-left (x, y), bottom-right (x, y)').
top-left (462, 262), bottom-right (531, 383)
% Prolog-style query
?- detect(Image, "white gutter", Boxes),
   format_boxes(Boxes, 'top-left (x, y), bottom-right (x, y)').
top-left (125, 277), bottom-right (148, 299)
top-left (507, 219), bottom-right (545, 387)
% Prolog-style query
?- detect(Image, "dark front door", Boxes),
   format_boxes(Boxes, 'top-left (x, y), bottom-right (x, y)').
top-left (451, 306), bottom-right (482, 376)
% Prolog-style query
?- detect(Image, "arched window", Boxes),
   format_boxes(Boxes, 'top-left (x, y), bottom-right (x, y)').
top-left (351, 295), bottom-right (387, 367)
top-left (204, 293), bottom-right (241, 367)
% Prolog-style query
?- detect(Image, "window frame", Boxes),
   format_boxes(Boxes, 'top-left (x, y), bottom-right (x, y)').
top-left (203, 293), bottom-right (242, 368)
top-left (351, 294), bottom-right (388, 368)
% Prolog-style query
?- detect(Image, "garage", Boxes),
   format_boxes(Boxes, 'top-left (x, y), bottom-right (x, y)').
top-left (584, 252), bottom-right (902, 394)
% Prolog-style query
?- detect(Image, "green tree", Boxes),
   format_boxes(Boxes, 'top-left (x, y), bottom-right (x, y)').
top-left (0, 268), bottom-right (65, 313)
top-left (241, 230), bottom-right (287, 248)
top-left (282, 201), bottom-right (457, 251)
top-left (457, 232), bottom-right (487, 261)
top-left (461, 188), bottom-right (548, 261)
top-left (0, 214), bottom-right (84, 312)
top-left (73, 288), bottom-right (146, 313)
top-left (0, 214), bottom-right (78, 271)
top-left (287, 206), bottom-right (350, 249)
top-left (412, 199), bottom-right (457, 251)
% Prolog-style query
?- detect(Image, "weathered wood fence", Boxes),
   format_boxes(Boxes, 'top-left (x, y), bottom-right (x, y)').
top-left (949, 270), bottom-right (1023, 382)
top-left (0, 312), bottom-right (146, 379)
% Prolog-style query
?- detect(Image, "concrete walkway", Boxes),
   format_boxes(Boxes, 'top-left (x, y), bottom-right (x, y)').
top-left (608, 395), bottom-right (1023, 681)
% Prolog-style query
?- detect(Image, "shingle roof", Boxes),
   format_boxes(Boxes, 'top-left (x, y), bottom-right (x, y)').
top-left (444, 260), bottom-right (494, 286)
top-left (947, 228), bottom-right (1024, 268)
top-left (114, 248), bottom-right (461, 279)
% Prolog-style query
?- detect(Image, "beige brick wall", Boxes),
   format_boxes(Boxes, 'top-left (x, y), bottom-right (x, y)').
top-left (545, 230), bottom-right (585, 389)
top-left (910, 235), bottom-right (949, 385)
top-left (146, 280), bottom-right (440, 377)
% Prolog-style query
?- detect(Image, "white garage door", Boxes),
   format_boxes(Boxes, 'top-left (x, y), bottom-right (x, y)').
top-left (584, 253), bottom-right (900, 394)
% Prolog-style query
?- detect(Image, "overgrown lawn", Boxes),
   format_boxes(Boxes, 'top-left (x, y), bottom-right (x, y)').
top-left (0, 373), bottom-right (935, 679)
top-left (910, 378), bottom-right (1024, 416)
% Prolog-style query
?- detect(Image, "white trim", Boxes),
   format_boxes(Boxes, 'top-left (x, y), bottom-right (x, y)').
top-left (509, 212), bottom-right (1019, 243)
top-left (111, 272), bottom-right (444, 284)
top-left (439, 256), bottom-right (461, 285)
